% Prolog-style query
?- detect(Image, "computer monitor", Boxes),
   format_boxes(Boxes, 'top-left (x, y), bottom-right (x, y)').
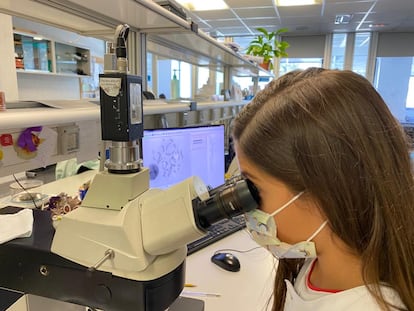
top-left (142, 125), bottom-right (225, 189)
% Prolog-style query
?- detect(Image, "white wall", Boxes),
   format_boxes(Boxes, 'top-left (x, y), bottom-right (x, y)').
top-left (17, 73), bottom-right (82, 100)
top-left (0, 13), bottom-right (19, 101)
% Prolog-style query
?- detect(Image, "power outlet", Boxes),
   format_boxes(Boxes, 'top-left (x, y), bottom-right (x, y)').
top-left (57, 125), bottom-right (80, 155)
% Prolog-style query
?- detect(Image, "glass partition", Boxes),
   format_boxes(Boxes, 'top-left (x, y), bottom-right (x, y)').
top-left (147, 50), bottom-right (225, 101)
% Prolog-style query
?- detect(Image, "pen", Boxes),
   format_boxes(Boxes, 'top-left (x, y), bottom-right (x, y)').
top-left (184, 283), bottom-right (197, 287)
top-left (181, 291), bottom-right (221, 298)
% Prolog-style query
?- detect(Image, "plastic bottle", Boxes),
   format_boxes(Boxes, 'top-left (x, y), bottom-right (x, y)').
top-left (171, 69), bottom-right (180, 99)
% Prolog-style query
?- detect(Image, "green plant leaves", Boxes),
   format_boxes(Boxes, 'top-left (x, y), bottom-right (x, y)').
top-left (246, 27), bottom-right (289, 69)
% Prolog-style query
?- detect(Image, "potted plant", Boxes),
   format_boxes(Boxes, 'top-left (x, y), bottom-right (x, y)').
top-left (245, 27), bottom-right (289, 71)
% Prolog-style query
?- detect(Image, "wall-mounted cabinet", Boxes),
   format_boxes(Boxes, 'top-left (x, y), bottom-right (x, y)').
top-left (55, 42), bottom-right (90, 76)
top-left (14, 33), bottom-right (52, 72)
top-left (13, 32), bottom-right (90, 77)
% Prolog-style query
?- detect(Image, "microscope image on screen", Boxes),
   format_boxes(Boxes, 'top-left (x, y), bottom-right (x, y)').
top-left (145, 135), bottom-right (188, 185)
top-left (142, 125), bottom-right (225, 190)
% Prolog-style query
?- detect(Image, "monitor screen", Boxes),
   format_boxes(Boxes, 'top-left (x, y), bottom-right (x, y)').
top-left (142, 125), bottom-right (225, 189)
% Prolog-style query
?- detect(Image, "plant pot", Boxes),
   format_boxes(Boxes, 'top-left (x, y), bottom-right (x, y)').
top-left (243, 55), bottom-right (264, 64)
top-left (259, 61), bottom-right (270, 71)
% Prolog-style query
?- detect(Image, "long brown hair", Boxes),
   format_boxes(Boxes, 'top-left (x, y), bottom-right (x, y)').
top-left (232, 68), bottom-right (414, 310)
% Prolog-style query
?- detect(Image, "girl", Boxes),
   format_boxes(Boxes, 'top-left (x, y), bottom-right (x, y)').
top-left (232, 68), bottom-right (414, 310)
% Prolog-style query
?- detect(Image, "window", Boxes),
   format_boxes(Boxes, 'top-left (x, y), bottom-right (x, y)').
top-left (232, 76), bottom-right (271, 99)
top-left (352, 32), bottom-right (370, 76)
top-left (197, 67), bottom-right (210, 90)
top-left (279, 58), bottom-right (323, 76)
top-left (278, 35), bottom-right (325, 76)
top-left (147, 52), bottom-right (153, 92)
top-left (374, 57), bottom-right (414, 122)
top-left (374, 33), bottom-right (414, 122)
top-left (330, 33), bottom-right (347, 70)
top-left (178, 61), bottom-right (191, 99)
top-left (196, 67), bottom-right (223, 98)
top-left (405, 59), bottom-right (414, 108)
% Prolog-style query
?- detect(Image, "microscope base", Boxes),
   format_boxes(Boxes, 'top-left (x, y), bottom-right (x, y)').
top-left (4, 294), bottom-right (204, 311)
top-left (0, 207), bottom-right (185, 311)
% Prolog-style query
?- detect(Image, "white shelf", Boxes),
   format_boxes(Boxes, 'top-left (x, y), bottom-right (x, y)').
top-left (0, 106), bottom-right (99, 129)
top-left (16, 69), bottom-right (52, 75)
top-left (2, 0), bottom-right (273, 77)
top-left (56, 60), bottom-right (77, 64)
top-left (16, 70), bottom-right (90, 78)
top-left (143, 102), bottom-right (190, 115)
top-left (196, 100), bottom-right (249, 110)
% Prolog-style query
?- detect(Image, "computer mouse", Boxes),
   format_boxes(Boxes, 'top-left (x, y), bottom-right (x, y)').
top-left (211, 252), bottom-right (240, 272)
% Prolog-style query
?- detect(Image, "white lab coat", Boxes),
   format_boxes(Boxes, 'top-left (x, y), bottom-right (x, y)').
top-left (283, 259), bottom-right (406, 311)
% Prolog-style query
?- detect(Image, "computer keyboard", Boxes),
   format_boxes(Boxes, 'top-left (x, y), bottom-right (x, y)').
top-left (187, 215), bottom-right (246, 255)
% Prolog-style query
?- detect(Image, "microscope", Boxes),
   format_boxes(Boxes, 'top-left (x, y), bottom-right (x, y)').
top-left (0, 25), bottom-right (259, 311)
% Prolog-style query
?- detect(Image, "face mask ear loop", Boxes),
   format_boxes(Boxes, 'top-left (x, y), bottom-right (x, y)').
top-left (276, 221), bottom-right (328, 259)
top-left (306, 220), bottom-right (328, 242)
top-left (269, 191), bottom-right (304, 217)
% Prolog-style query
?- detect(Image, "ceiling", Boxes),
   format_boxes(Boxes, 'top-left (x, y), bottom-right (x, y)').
top-left (179, 0), bottom-right (414, 38)
top-left (1, 0), bottom-right (413, 55)
top-left (2, 0), bottom-right (413, 39)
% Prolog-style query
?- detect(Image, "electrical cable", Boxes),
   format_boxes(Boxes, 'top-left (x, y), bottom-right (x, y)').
top-left (12, 174), bottom-right (41, 209)
top-left (213, 246), bottom-right (262, 256)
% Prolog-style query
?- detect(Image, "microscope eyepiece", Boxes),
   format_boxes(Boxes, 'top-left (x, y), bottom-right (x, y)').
top-left (193, 178), bottom-right (260, 229)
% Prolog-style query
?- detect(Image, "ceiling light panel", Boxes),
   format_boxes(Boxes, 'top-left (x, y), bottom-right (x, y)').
top-left (275, 0), bottom-right (321, 6)
top-left (234, 7), bottom-right (278, 19)
top-left (175, 0), bottom-right (228, 11)
top-left (276, 5), bottom-right (322, 17)
top-left (225, 0), bottom-right (270, 7)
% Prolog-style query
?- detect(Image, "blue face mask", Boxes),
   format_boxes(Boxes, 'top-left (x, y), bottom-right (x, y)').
top-left (245, 192), bottom-right (327, 259)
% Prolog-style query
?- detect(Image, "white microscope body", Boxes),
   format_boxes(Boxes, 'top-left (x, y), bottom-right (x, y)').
top-left (51, 169), bottom-right (209, 281)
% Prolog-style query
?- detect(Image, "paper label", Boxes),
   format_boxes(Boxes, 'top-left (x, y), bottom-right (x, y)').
top-left (100, 78), bottom-right (122, 97)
